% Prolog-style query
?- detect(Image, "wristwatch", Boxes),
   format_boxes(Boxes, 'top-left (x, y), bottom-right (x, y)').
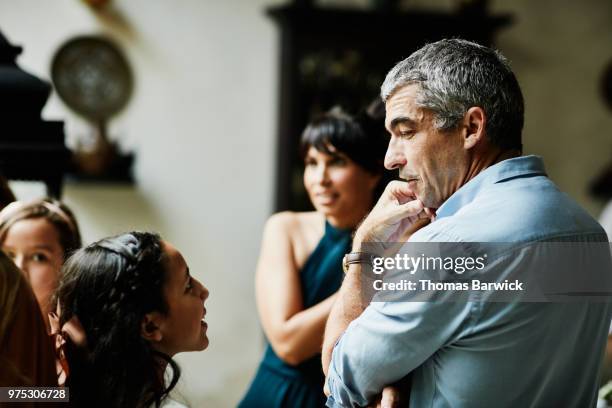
top-left (342, 252), bottom-right (375, 274)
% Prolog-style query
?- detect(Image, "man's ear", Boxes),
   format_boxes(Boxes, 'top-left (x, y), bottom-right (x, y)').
top-left (141, 312), bottom-right (164, 343)
top-left (463, 106), bottom-right (486, 150)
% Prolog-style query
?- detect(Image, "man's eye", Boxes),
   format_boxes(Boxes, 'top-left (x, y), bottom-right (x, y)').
top-left (330, 158), bottom-right (347, 166)
top-left (304, 159), bottom-right (316, 167)
top-left (186, 277), bottom-right (194, 293)
top-left (399, 130), bottom-right (414, 138)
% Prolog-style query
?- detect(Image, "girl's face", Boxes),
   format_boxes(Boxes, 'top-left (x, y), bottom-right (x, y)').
top-left (303, 145), bottom-right (380, 227)
top-left (2, 218), bottom-right (64, 316)
top-left (151, 241), bottom-right (209, 356)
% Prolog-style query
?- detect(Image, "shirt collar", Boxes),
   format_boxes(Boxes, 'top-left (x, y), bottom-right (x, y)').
top-left (435, 155), bottom-right (547, 220)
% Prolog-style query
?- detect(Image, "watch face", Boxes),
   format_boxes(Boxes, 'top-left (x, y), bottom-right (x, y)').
top-left (51, 36), bottom-right (133, 120)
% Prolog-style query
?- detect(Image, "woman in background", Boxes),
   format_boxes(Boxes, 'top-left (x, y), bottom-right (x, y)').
top-left (53, 231), bottom-right (209, 408)
top-left (0, 198), bottom-right (81, 328)
top-left (239, 106), bottom-right (391, 407)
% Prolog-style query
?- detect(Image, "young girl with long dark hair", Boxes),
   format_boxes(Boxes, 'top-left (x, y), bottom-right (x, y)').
top-left (53, 231), bottom-right (209, 407)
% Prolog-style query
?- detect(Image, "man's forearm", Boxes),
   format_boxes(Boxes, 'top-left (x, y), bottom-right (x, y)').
top-left (322, 263), bottom-right (366, 376)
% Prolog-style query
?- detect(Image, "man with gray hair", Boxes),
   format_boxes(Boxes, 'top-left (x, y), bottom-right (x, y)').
top-left (322, 39), bottom-right (612, 407)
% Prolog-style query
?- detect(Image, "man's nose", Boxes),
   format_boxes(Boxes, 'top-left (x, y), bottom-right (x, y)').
top-left (384, 136), bottom-right (406, 170)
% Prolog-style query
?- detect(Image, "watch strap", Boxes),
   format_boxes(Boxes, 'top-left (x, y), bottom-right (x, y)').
top-left (342, 252), bottom-right (375, 273)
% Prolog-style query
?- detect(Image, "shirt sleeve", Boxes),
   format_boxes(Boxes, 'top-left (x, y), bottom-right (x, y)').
top-left (326, 299), bottom-right (474, 407)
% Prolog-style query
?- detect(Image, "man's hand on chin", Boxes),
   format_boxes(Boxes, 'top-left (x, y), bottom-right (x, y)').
top-left (354, 180), bottom-right (433, 249)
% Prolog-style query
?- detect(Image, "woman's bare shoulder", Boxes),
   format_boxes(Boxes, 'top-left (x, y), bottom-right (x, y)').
top-left (264, 211), bottom-right (324, 250)
top-left (260, 212), bottom-right (325, 271)
top-left (266, 211), bottom-right (322, 230)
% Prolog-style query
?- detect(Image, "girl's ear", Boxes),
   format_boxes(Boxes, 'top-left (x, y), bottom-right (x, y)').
top-left (141, 312), bottom-right (164, 342)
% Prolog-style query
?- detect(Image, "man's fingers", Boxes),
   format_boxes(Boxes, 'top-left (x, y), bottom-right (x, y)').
top-left (424, 207), bottom-right (437, 221)
top-left (323, 382), bottom-right (330, 397)
top-left (367, 386), bottom-right (402, 408)
top-left (359, 181), bottom-right (430, 244)
top-left (386, 180), bottom-right (416, 204)
top-left (386, 199), bottom-right (424, 225)
top-left (380, 386), bottom-right (401, 408)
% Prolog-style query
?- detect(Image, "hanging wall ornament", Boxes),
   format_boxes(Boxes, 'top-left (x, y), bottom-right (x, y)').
top-left (51, 35), bottom-right (134, 181)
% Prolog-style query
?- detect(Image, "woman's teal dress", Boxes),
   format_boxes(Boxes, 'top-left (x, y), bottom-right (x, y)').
top-left (239, 221), bottom-right (352, 408)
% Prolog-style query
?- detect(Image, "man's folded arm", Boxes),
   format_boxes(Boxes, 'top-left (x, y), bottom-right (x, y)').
top-left (325, 300), bottom-right (472, 407)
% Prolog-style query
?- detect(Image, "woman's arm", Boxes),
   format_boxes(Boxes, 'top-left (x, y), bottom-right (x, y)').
top-left (255, 212), bottom-right (337, 366)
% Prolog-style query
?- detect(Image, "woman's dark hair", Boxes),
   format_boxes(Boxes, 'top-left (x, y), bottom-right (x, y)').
top-left (300, 100), bottom-right (394, 200)
top-left (55, 231), bottom-right (179, 408)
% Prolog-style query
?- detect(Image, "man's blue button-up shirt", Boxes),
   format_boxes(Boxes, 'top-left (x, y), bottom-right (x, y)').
top-left (326, 156), bottom-right (612, 407)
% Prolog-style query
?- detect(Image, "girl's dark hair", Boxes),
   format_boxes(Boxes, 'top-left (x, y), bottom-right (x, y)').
top-left (55, 231), bottom-right (179, 408)
top-left (300, 100), bottom-right (394, 200)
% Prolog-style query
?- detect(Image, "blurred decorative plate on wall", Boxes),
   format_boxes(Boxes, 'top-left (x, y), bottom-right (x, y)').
top-left (51, 35), bottom-right (134, 181)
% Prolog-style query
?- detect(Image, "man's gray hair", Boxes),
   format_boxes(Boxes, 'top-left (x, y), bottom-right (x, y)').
top-left (381, 39), bottom-right (524, 150)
